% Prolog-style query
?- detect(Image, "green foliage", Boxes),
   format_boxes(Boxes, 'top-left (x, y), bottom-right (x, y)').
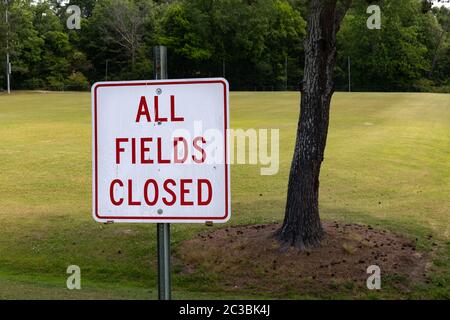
top-left (66, 71), bottom-right (89, 90)
top-left (0, 0), bottom-right (450, 91)
top-left (79, 0), bottom-right (156, 81)
top-left (157, 0), bottom-right (305, 89)
top-left (337, 0), bottom-right (433, 91)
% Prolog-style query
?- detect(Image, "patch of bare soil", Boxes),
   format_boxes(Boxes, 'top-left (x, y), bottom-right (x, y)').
top-left (176, 221), bottom-right (429, 297)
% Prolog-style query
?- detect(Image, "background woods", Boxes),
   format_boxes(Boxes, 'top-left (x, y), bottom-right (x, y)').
top-left (0, 0), bottom-right (450, 91)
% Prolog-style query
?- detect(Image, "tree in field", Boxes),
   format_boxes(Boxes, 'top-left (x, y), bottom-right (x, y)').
top-left (276, 0), bottom-right (450, 248)
top-left (276, 0), bottom-right (353, 249)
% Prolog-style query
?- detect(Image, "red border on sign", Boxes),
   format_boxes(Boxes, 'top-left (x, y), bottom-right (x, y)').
top-left (93, 79), bottom-right (229, 221)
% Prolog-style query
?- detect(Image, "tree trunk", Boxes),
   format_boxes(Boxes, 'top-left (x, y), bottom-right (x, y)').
top-left (276, 0), bottom-right (348, 249)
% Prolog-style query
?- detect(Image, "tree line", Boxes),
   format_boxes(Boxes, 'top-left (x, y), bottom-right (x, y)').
top-left (0, 0), bottom-right (449, 92)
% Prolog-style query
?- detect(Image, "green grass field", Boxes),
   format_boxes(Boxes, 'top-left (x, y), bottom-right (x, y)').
top-left (0, 91), bottom-right (448, 299)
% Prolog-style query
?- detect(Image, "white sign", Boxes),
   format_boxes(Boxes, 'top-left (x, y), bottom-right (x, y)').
top-left (92, 78), bottom-right (230, 223)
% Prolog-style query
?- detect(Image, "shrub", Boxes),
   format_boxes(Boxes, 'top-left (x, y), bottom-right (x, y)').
top-left (66, 72), bottom-right (90, 91)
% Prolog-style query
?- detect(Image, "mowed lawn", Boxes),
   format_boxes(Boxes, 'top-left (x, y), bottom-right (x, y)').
top-left (0, 91), bottom-right (448, 299)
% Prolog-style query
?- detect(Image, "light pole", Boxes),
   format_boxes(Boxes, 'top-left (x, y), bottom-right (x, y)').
top-left (285, 55), bottom-right (288, 91)
top-left (4, 0), bottom-right (11, 94)
top-left (105, 59), bottom-right (108, 81)
top-left (348, 56), bottom-right (351, 93)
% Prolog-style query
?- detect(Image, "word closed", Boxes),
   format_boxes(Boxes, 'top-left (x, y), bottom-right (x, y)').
top-left (92, 79), bottom-right (230, 223)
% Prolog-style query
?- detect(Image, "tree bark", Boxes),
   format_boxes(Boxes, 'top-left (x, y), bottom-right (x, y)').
top-left (276, 0), bottom-right (349, 249)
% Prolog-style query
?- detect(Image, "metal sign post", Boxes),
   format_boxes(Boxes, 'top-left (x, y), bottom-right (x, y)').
top-left (157, 223), bottom-right (171, 300)
top-left (153, 45), bottom-right (171, 300)
top-left (154, 46), bottom-right (168, 80)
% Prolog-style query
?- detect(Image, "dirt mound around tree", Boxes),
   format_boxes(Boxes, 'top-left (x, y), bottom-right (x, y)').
top-left (176, 221), bottom-right (429, 298)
